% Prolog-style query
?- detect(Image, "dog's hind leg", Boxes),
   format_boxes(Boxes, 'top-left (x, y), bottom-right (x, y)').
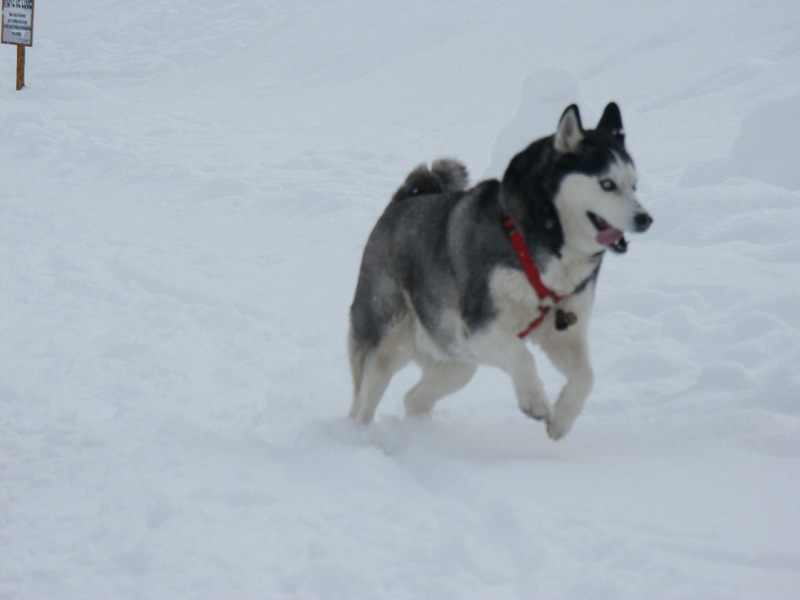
top-left (347, 332), bottom-right (367, 420)
top-left (404, 356), bottom-right (477, 417)
top-left (348, 316), bottom-right (414, 424)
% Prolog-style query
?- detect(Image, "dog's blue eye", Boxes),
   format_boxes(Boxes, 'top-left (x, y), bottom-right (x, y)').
top-left (600, 179), bottom-right (617, 191)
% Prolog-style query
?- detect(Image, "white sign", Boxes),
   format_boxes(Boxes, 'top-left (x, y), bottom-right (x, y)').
top-left (2, 0), bottom-right (33, 46)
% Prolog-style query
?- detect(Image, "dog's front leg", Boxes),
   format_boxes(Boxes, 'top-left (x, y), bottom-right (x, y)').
top-left (469, 329), bottom-right (552, 422)
top-left (511, 352), bottom-right (553, 422)
top-left (541, 326), bottom-right (594, 440)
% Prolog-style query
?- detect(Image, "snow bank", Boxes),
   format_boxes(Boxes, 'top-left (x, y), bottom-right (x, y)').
top-left (682, 96), bottom-right (800, 190)
top-left (485, 68), bottom-right (586, 178)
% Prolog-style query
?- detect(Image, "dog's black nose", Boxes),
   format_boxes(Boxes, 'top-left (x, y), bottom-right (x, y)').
top-left (634, 212), bottom-right (653, 232)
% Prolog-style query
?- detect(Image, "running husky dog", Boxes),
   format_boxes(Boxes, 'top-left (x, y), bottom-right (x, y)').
top-left (348, 103), bottom-right (652, 439)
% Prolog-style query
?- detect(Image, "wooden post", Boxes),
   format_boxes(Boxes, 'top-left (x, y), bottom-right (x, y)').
top-left (16, 44), bottom-right (24, 90)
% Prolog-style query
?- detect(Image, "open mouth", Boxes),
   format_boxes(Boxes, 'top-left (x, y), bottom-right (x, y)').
top-left (587, 212), bottom-right (628, 253)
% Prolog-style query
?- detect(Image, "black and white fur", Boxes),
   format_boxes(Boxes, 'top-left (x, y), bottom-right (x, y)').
top-left (348, 103), bottom-right (652, 439)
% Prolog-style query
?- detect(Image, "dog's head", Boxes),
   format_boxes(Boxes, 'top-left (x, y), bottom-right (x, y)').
top-left (501, 103), bottom-right (652, 256)
top-left (552, 103), bottom-right (652, 254)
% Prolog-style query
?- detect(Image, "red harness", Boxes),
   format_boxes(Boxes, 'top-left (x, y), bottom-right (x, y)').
top-left (503, 215), bottom-right (564, 338)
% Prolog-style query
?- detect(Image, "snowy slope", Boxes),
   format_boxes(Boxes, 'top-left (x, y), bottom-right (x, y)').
top-left (2, 1), bottom-right (799, 599)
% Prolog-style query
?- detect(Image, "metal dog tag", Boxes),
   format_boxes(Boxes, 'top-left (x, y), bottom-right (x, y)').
top-left (555, 309), bottom-right (578, 331)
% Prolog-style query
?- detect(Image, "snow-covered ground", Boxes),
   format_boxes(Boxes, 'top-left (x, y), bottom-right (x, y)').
top-left (2, 1), bottom-right (799, 598)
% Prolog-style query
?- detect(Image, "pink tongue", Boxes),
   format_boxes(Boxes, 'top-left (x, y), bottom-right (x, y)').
top-left (596, 227), bottom-right (623, 246)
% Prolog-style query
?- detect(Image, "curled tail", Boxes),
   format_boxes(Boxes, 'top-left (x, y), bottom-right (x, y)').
top-left (390, 158), bottom-right (469, 204)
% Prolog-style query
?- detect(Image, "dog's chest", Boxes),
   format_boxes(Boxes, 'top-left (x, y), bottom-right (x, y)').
top-left (487, 267), bottom-right (553, 334)
top-left (487, 255), bottom-right (597, 335)
top-left (540, 250), bottom-right (600, 297)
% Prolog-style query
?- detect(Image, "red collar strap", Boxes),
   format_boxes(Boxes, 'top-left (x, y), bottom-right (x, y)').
top-left (503, 214), bottom-right (564, 338)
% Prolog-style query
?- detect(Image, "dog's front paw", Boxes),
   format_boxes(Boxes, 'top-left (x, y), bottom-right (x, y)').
top-left (546, 412), bottom-right (575, 440)
top-left (519, 396), bottom-right (552, 422)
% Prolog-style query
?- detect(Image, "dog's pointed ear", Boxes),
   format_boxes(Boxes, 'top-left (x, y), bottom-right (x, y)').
top-left (554, 104), bottom-right (585, 153)
top-left (596, 102), bottom-right (625, 144)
